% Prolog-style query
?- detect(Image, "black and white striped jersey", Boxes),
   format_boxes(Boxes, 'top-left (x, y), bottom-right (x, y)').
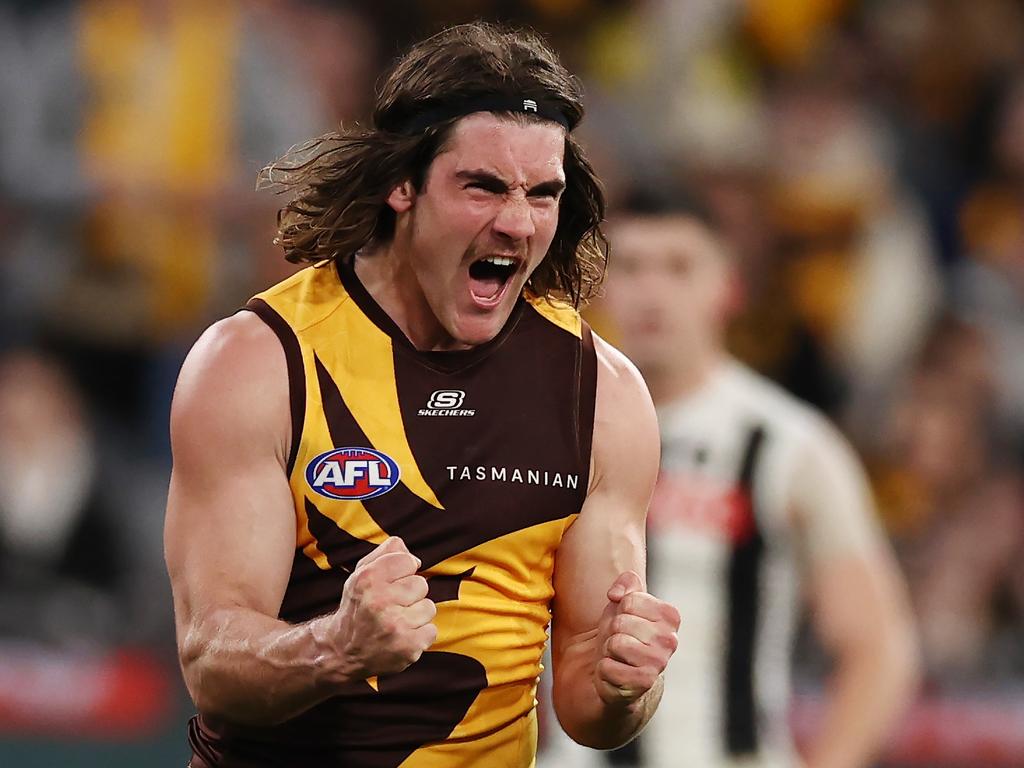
top-left (641, 359), bottom-right (884, 768)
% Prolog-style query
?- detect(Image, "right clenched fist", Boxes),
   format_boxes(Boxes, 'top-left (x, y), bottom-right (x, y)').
top-left (328, 536), bottom-right (437, 680)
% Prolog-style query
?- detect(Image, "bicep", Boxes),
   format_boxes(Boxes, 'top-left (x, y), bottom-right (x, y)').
top-left (791, 417), bottom-right (888, 567)
top-left (809, 547), bottom-right (910, 653)
top-left (551, 336), bottom-right (660, 655)
top-left (791, 420), bottom-right (910, 649)
top-left (164, 314), bottom-right (298, 640)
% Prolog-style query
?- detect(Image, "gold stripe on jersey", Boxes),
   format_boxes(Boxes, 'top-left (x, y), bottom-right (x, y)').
top-left (432, 518), bottom-right (575, 724)
top-left (253, 264), bottom-right (444, 557)
top-left (300, 536), bottom-right (331, 571)
top-left (525, 293), bottom-right (582, 338)
top-left (307, 297), bottom-right (443, 510)
top-left (384, 515), bottom-right (574, 767)
top-left (307, 496), bottom-right (388, 553)
top-left (405, 715), bottom-right (538, 768)
top-left (254, 267), bottom-right (381, 554)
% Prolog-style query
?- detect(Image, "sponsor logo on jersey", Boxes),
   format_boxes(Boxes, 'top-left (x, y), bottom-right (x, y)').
top-left (445, 465), bottom-right (580, 490)
top-left (306, 447), bottom-right (401, 501)
top-left (419, 389), bottom-right (475, 417)
top-left (649, 473), bottom-right (755, 543)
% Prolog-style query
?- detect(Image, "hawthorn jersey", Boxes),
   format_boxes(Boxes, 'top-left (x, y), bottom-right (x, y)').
top-left (187, 259), bottom-right (597, 768)
top-left (639, 360), bottom-right (885, 768)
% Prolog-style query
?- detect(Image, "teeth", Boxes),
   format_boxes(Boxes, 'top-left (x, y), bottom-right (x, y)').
top-left (482, 256), bottom-right (515, 267)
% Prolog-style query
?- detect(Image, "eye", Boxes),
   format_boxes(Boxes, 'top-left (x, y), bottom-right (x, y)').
top-left (529, 184), bottom-right (564, 201)
top-left (528, 192), bottom-right (562, 212)
top-left (464, 180), bottom-right (504, 195)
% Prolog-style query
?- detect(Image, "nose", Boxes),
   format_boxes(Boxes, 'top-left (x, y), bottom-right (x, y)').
top-left (492, 195), bottom-right (536, 242)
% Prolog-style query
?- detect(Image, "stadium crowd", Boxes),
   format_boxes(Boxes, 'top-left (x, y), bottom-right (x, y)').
top-left (0, 0), bottom-right (1021, 765)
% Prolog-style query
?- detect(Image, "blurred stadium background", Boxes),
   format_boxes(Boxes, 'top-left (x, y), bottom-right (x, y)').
top-left (0, 0), bottom-right (1021, 765)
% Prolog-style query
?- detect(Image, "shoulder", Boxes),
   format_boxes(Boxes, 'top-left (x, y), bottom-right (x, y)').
top-left (716, 359), bottom-right (827, 445)
top-left (175, 311), bottom-right (286, 398)
top-left (170, 311), bottom-right (291, 462)
top-left (593, 333), bottom-right (651, 407)
top-left (725, 363), bottom-right (879, 542)
top-left (718, 359), bottom-right (866, 482)
top-left (589, 333), bottom-right (659, 494)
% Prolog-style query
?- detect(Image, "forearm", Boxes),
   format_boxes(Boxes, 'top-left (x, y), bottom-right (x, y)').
top-left (552, 638), bottom-right (663, 750)
top-left (181, 606), bottom-right (346, 726)
top-left (806, 633), bottom-right (920, 768)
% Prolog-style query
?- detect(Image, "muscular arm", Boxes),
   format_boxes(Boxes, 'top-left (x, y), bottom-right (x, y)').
top-left (166, 312), bottom-right (341, 725)
top-left (805, 553), bottom-right (919, 768)
top-left (794, 423), bottom-right (920, 768)
top-left (549, 335), bottom-right (679, 749)
top-left (165, 313), bottom-right (433, 726)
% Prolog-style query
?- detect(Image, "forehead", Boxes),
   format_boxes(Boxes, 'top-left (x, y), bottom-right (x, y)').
top-left (436, 113), bottom-right (566, 181)
top-left (612, 216), bottom-right (722, 263)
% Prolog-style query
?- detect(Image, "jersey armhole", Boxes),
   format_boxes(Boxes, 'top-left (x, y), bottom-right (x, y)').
top-left (575, 322), bottom-right (598, 496)
top-left (243, 298), bottom-right (306, 477)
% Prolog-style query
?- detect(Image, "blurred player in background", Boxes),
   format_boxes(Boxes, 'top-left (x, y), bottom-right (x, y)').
top-left (164, 22), bottom-right (679, 768)
top-left (599, 194), bottom-right (920, 768)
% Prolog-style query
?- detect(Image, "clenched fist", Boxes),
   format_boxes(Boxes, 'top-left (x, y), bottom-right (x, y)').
top-left (328, 536), bottom-right (437, 680)
top-left (594, 571), bottom-right (680, 705)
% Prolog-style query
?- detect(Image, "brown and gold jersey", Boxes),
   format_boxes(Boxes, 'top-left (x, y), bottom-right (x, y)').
top-left (188, 259), bottom-right (597, 768)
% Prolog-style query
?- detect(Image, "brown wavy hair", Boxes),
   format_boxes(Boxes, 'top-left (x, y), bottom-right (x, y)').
top-left (258, 22), bottom-right (608, 307)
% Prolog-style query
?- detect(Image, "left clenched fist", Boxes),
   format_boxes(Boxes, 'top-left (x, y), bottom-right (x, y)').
top-left (594, 571), bottom-right (680, 706)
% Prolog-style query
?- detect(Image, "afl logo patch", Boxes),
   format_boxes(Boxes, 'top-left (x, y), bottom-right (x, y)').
top-left (306, 447), bottom-right (401, 501)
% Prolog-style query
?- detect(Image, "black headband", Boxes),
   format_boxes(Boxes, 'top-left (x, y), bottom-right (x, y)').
top-left (396, 95), bottom-right (571, 134)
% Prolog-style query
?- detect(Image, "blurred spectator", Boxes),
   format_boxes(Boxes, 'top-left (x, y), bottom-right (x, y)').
top-left (291, 1), bottom-right (379, 125)
top-left (0, 350), bottom-right (130, 647)
top-left (0, 0), bottom-right (364, 454)
top-left (764, 68), bottom-right (941, 425)
top-left (708, 169), bottom-right (850, 414)
top-left (954, 72), bottom-right (1024, 439)
top-left (872, 318), bottom-right (1024, 681)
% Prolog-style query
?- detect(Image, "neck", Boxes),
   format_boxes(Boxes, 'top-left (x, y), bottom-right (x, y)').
top-left (353, 244), bottom-right (467, 352)
top-left (643, 348), bottom-right (724, 407)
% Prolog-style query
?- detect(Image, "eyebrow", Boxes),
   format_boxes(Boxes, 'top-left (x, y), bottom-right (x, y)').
top-left (455, 169), bottom-right (566, 197)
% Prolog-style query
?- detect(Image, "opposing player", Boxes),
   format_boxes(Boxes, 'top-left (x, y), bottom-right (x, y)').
top-left (600, 196), bottom-right (919, 768)
top-left (164, 23), bottom-right (680, 768)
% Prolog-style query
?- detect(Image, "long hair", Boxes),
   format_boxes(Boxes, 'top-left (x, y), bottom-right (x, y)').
top-left (259, 22), bottom-right (608, 307)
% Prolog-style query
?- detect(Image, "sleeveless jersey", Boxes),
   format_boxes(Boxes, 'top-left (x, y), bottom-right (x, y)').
top-left (638, 359), bottom-right (884, 768)
top-left (187, 259), bottom-right (598, 768)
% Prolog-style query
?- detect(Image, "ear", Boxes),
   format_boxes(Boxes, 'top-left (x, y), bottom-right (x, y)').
top-left (386, 180), bottom-right (416, 213)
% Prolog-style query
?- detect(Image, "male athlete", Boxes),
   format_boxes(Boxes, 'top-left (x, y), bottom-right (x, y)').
top-left (600, 196), bottom-right (919, 768)
top-left (164, 23), bottom-right (680, 768)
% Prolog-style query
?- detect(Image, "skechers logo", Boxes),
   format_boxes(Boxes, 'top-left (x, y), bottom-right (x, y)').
top-left (419, 390), bottom-right (475, 417)
top-left (306, 447), bottom-right (401, 500)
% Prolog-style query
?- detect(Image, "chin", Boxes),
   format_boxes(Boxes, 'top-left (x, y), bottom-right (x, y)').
top-left (453, 324), bottom-right (502, 347)
top-left (451, 312), bottom-right (508, 347)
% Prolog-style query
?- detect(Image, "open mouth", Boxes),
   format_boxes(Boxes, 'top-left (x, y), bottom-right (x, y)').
top-left (468, 255), bottom-right (519, 305)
